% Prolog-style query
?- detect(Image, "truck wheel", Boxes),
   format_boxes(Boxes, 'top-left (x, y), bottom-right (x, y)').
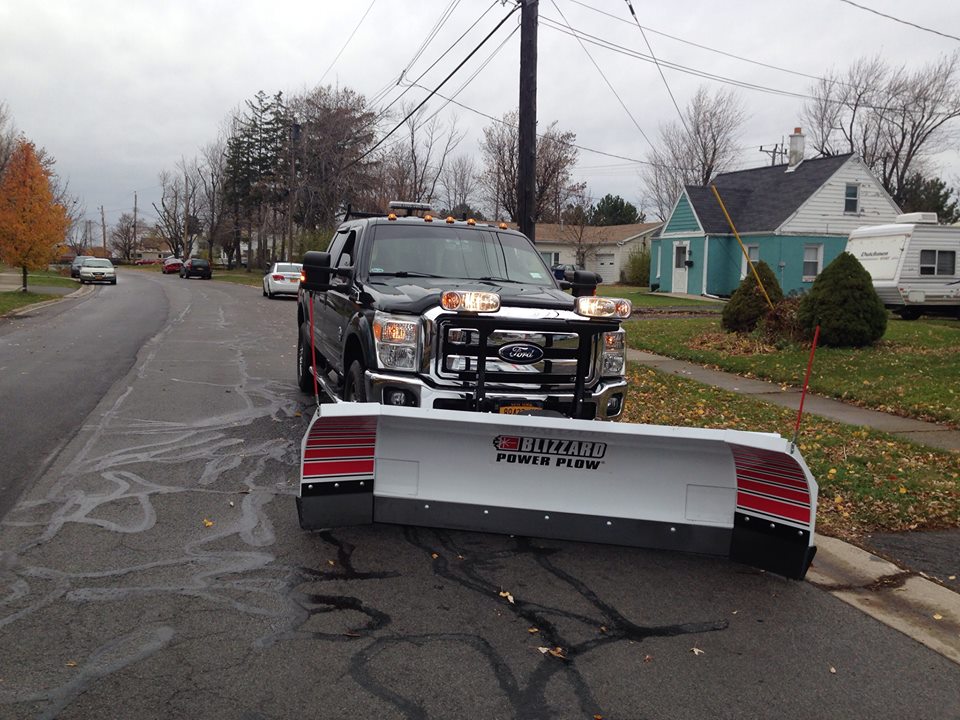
top-left (344, 360), bottom-right (368, 402)
top-left (297, 328), bottom-right (316, 393)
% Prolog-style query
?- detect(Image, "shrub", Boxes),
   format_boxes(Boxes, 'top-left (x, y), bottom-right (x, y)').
top-left (797, 252), bottom-right (887, 347)
top-left (721, 260), bottom-right (783, 333)
top-left (757, 294), bottom-right (806, 347)
top-left (621, 245), bottom-right (650, 286)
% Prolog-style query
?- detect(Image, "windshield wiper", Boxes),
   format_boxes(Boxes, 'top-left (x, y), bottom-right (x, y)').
top-left (476, 276), bottom-right (525, 284)
top-left (369, 271), bottom-right (443, 278)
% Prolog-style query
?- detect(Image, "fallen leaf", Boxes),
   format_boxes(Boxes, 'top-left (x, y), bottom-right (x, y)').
top-left (537, 646), bottom-right (549, 654)
top-left (202, 518), bottom-right (214, 528)
top-left (594, 715), bottom-right (604, 720)
top-left (643, 654), bottom-right (654, 663)
top-left (431, 553), bottom-right (439, 560)
top-left (830, 666), bottom-right (837, 674)
top-left (457, 554), bottom-right (465, 560)
top-left (528, 627), bottom-right (539, 634)
top-left (548, 646), bottom-right (567, 659)
top-left (933, 613), bottom-right (943, 621)
top-left (690, 647), bottom-right (705, 656)
top-left (65, 660), bottom-right (77, 668)
top-left (344, 631), bottom-right (361, 638)
top-left (949, 575), bottom-right (956, 581)
top-left (228, 501), bottom-right (234, 508)
top-left (498, 590), bottom-right (515, 604)
top-left (731, 610), bottom-right (739, 615)
top-left (294, 411), bottom-right (302, 417)
top-left (327, 560), bottom-right (336, 566)
top-left (599, 625), bottom-right (607, 633)
top-left (899, 486), bottom-right (907, 494)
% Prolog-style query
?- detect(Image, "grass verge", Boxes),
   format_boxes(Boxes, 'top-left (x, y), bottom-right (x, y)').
top-left (0, 291), bottom-right (59, 316)
top-left (625, 315), bottom-right (960, 427)
top-left (211, 270), bottom-right (264, 288)
top-left (601, 285), bottom-right (721, 308)
top-left (623, 365), bottom-right (960, 539)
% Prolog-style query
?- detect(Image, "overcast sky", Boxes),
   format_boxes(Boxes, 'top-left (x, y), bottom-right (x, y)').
top-left (2, 0), bottom-right (959, 228)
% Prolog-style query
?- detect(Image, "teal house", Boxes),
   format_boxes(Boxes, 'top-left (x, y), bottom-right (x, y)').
top-left (650, 133), bottom-right (900, 296)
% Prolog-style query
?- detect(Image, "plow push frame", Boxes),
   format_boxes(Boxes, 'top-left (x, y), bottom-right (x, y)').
top-left (297, 403), bottom-right (819, 580)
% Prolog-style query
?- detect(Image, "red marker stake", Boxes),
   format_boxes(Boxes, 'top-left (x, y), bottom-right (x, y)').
top-left (791, 324), bottom-right (820, 452)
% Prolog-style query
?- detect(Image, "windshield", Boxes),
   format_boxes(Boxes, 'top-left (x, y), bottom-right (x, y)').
top-left (276, 263), bottom-right (300, 273)
top-left (367, 225), bottom-right (553, 287)
top-left (191, 259), bottom-right (209, 267)
top-left (84, 259), bottom-right (113, 268)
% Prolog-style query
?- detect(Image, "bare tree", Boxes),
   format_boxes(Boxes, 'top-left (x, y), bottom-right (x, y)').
top-left (199, 137), bottom-right (230, 263)
top-left (0, 101), bottom-right (18, 177)
top-left (478, 112), bottom-right (582, 222)
top-left (110, 212), bottom-right (149, 262)
top-left (801, 51), bottom-right (960, 205)
top-left (439, 154), bottom-right (478, 216)
top-left (559, 187), bottom-right (606, 269)
top-left (153, 165), bottom-right (200, 259)
top-left (641, 86), bottom-right (746, 221)
top-left (377, 106), bottom-right (463, 206)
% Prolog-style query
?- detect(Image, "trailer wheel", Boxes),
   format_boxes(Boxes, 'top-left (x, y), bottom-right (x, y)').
top-left (344, 360), bottom-right (368, 402)
top-left (898, 307), bottom-right (922, 321)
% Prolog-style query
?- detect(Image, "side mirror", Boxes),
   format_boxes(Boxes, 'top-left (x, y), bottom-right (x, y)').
top-left (565, 269), bottom-right (602, 297)
top-left (300, 251), bottom-right (333, 291)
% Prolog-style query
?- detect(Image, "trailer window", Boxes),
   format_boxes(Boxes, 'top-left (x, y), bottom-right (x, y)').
top-left (920, 249), bottom-right (956, 276)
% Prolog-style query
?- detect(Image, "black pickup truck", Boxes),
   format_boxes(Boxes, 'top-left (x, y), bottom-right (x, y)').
top-left (296, 204), bottom-right (631, 420)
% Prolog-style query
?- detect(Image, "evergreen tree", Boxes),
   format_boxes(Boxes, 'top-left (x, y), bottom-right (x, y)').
top-left (798, 252), bottom-right (887, 347)
top-left (721, 260), bottom-right (783, 333)
top-left (590, 194), bottom-right (642, 225)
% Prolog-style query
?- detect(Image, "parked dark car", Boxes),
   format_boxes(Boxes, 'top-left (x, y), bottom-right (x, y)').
top-left (180, 258), bottom-right (212, 279)
top-left (71, 255), bottom-right (93, 278)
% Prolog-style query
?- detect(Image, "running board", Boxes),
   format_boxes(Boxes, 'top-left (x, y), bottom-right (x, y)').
top-left (298, 404), bottom-right (818, 580)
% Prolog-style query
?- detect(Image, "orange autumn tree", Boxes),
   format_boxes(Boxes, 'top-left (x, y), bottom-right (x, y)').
top-left (0, 139), bottom-right (69, 292)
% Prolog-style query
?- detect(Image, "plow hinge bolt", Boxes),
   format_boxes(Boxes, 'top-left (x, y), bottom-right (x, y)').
top-left (424, 504), bottom-right (430, 509)
top-left (606, 521), bottom-right (612, 526)
top-left (334, 483), bottom-right (339, 488)
top-left (769, 523), bottom-right (776, 529)
top-left (483, 510), bottom-right (489, 514)
top-left (544, 515), bottom-right (550, 520)
top-left (670, 527), bottom-right (676, 533)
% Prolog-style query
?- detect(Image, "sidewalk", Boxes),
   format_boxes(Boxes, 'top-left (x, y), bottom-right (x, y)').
top-left (628, 347), bottom-right (960, 665)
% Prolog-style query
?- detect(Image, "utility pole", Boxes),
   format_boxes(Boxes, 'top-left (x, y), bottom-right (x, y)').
top-left (517, 0), bottom-right (538, 243)
top-left (759, 140), bottom-right (787, 166)
top-left (133, 191), bottom-right (138, 258)
top-left (100, 206), bottom-right (107, 254)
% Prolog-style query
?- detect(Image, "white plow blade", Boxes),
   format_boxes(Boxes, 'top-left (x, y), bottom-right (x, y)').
top-left (298, 404), bottom-right (819, 579)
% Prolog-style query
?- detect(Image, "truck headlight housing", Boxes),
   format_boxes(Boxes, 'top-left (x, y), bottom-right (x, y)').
top-left (373, 311), bottom-right (418, 370)
top-left (601, 330), bottom-right (626, 376)
top-left (441, 290), bottom-right (500, 313)
top-left (575, 296), bottom-right (631, 319)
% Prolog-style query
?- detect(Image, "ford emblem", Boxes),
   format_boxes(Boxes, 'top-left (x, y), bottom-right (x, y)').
top-left (498, 342), bottom-right (544, 364)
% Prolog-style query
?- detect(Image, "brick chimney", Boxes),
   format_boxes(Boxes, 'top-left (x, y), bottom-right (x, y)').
top-left (786, 127), bottom-right (804, 172)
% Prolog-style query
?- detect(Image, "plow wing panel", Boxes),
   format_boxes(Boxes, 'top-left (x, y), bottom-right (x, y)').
top-left (298, 404), bottom-right (818, 579)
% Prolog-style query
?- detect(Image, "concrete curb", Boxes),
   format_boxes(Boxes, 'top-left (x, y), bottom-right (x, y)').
top-left (809, 536), bottom-right (960, 665)
top-left (0, 282), bottom-right (91, 318)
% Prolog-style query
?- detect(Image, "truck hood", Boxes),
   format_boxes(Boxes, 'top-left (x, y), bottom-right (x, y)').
top-left (363, 277), bottom-right (575, 314)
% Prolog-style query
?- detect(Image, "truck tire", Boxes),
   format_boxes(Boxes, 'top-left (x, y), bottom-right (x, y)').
top-left (344, 360), bottom-right (368, 402)
top-left (297, 327), bottom-right (316, 393)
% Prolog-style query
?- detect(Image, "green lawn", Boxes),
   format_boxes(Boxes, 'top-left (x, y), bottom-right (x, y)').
top-left (623, 365), bottom-right (960, 538)
top-left (625, 315), bottom-right (960, 427)
top-left (601, 285), bottom-right (721, 309)
top-left (212, 269), bottom-right (265, 288)
top-left (0, 291), bottom-right (59, 316)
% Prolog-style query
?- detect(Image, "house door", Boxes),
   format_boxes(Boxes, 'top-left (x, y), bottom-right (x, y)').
top-left (672, 243), bottom-right (688, 294)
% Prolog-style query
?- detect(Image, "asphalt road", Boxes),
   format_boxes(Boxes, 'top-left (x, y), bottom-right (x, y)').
top-left (0, 273), bottom-right (958, 719)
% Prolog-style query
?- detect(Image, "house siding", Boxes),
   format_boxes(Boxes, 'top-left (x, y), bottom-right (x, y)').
top-left (779, 157), bottom-right (899, 235)
top-left (663, 194), bottom-right (702, 235)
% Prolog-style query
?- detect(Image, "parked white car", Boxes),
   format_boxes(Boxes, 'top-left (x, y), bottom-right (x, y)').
top-left (262, 262), bottom-right (302, 298)
top-left (79, 258), bottom-right (117, 285)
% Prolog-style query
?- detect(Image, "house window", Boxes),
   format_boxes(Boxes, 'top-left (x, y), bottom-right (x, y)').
top-left (920, 249), bottom-right (956, 276)
top-left (674, 245), bottom-right (687, 269)
top-left (540, 251), bottom-right (559, 266)
top-left (844, 184), bottom-right (860, 214)
top-left (740, 244), bottom-right (760, 279)
top-left (803, 244), bottom-right (823, 280)
top-left (655, 246), bottom-right (661, 278)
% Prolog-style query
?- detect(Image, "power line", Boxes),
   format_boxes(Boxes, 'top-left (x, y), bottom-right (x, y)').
top-left (622, 0), bottom-right (688, 134)
top-left (838, 0), bottom-right (960, 43)
top-left (548, 0), bottom-right (656, 150)
top-left (318, 0), bottom-right (379, 86)
top-left (348, 4), bottom-right (521, 170)
top-left (398, 0), bottom-right (463, 84)
top-left (567, 0), bottom-right (843, 86)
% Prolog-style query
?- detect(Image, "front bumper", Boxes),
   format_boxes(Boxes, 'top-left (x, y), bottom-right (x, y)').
top-left (365, 370), bottom-right (628, 420)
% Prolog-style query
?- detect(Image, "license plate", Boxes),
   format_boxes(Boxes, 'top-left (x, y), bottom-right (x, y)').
top-left (499, 403), bottom-right (541, 415)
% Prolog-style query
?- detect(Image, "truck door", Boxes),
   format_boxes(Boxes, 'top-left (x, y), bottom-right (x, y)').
top-left (321, 228), bottom-right (359, 375)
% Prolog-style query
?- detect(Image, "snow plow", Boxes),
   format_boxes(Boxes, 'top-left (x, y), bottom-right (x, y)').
top-left (297, 402), bottom-right (818, 580)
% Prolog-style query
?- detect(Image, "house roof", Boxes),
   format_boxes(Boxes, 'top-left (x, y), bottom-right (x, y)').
top-left (684, 153), bottom-right (854, 234)
top-left (512, 221), bottom-right (663, 245)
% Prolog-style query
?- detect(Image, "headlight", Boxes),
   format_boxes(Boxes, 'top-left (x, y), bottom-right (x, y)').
top-left (575, 296), bottom-right (631, 319)
top-left (373, 311), bottom-right (418, 370)
top-left (601, 330), bottom-right (626, 376)
top-left (441, 290), bottom-right (500, 313)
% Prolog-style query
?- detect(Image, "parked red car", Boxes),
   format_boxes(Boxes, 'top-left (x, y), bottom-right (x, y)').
top-left (161, 257), bottom-right (183, 274)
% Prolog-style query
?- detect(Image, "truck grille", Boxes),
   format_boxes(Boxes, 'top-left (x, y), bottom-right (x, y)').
top-left (435, 317), bottom-right (606, 388)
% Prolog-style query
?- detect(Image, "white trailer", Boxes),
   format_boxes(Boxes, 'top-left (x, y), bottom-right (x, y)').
top-left (846, 213), bottom-right (960, 320)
